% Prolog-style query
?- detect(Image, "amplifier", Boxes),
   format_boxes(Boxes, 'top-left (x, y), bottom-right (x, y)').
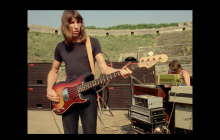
top-left (133, 95), bottom-right (163, 109)
top-left (130, 109), bottom-right (166, 124)
top-left (175, 103), bottom-right (193, 130)
top-left (131, 118), bottom-right (167, 134)
top-left (28, 63), bottom-right (52, 85)
top-left (169, 86), bottom-right (192, 104)
top-left (157, 74), bottom-right (182, 86)
top-left (28, 86), bottom-right (52, 110)
top-left (108, 62), bottom-right (155, 84)
top-left (101, 85), bottom-right (132, 109)
top-left (130, 105), bottom-right (166, 118)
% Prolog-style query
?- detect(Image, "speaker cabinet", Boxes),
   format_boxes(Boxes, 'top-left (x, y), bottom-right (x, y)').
top-left (108, 62), bottom-right (155, 85)
top-left (101, 85), bottom-right (131, 109)
top-left (28, 86), bottom-right (52, 110)
top-left (28, 63), bottom-right (52, 85)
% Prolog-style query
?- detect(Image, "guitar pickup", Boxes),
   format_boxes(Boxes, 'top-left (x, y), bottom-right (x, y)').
top-left (62, 88), bottom-right (69, 101)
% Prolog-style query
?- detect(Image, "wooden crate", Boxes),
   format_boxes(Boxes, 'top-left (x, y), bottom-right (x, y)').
top-left (28, 86), bottom-right (52, 110)
top-left (28, 63), bottom-right (52, 85)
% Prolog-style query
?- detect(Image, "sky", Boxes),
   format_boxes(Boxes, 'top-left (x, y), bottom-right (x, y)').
top-left (27, 10), bottom-right (192, 28)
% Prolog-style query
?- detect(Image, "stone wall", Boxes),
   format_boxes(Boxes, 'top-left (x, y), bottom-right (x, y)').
top-left (155, 64), bottom-right (192, 76)
top-left (118, 53), bottom-right (138, 62)
top-left (27, 25), bottom-right (62, 35)
top-left (27, 21), bottom-right (192, 36)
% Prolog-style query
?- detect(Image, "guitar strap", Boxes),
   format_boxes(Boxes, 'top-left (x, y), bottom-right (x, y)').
top-left (86, 37), bottom-right (95, 76)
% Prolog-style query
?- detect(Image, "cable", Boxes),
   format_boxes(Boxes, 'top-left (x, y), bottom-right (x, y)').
top-left (102, 124), bottom-right (133, 134)
top-left (130, 75), bottom-right (145, 85)
top-left (51, 110), bottom-right (62, 134)
top-left (167, 80), bottom-right (183, 134)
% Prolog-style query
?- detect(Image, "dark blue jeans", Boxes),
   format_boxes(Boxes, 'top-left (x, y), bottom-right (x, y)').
top-left (62, 88), bottom-right (97, 134)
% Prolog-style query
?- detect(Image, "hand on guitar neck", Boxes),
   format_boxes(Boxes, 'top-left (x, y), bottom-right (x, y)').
top-left (119, 62), bottom-right (132, 79)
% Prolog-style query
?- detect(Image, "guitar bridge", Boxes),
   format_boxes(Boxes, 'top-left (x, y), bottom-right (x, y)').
top-left (62, 88), bottom-right (69, 101)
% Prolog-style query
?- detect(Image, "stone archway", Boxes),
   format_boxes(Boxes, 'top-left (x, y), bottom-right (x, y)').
top-left (55, 30), bottom-right (58, 35)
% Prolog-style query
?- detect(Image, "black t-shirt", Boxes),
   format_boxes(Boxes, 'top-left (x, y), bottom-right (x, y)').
top-left (54, 37), bottom-right (102, 82)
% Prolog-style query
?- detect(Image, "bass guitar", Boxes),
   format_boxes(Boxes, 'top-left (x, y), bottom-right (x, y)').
top-left (52, 54), bottom-right (168, 115)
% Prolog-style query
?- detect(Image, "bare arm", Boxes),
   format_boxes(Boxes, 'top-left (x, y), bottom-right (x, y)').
top-left (95, 53), bottom-right (132, 78)
top-left (182, 72), bottom-right (191, 86)
top-left (46, 59), bottom-right (62, 102)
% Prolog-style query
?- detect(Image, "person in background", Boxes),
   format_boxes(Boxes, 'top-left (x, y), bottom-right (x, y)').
top-left (168, 60), bottom-right (190, 86)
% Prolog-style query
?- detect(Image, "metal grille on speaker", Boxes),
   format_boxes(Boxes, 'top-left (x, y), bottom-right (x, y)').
top-left (28, 63), bottom-right (52, 110)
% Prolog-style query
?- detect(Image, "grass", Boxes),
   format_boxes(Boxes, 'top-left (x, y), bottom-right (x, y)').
top-left (28, 32), bottom-right (65, 62)
top-left (90, 34), bottom-right (156, 61)
top-left (28, 30), bottom-right (192, 63)
top-left (28, 32), bottom-right (157, 62)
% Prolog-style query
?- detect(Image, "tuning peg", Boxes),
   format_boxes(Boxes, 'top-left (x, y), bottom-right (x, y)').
top-left (148, 51), bottom-right (154, 56)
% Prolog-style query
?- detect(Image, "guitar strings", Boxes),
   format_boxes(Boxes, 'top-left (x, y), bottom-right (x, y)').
top-left (59, 71), bottom-right (120, 97)
top-left (58, 61), bottom-right (155, 97)
top-left (55, 59), bottom-right (162, 101)
top-left (63, 65), bottom-right (136, 96)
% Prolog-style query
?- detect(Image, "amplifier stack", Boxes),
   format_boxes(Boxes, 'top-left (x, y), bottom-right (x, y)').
top-left (101, 62), bottom-right (155, 109)
top-left (130, 95), bottom-right (169, 134)
top-left (28, 63), bottom-right (52, 110)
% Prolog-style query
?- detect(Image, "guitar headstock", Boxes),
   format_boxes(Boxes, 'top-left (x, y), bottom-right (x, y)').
top-left (138, 54), bottom-right (168, 68)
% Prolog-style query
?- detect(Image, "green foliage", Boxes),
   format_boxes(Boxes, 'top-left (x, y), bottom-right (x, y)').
top-left (85, 25), bottom-right (97, 29)
top-left (84, 21), bottom-right (193, 30)
top-left (28, 31), bottom-right (157, 62)
top-left (34, 32), bottom-right (41, 36)
top-left (34, 52), bottom-right (41, 57)
top-left (179, 60), bottom-right (184, 64)
top-left (28, 31), bottom-right (65, 61)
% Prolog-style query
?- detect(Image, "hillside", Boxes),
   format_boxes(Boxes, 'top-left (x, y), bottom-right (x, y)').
top-left (27, 32), bottom-right (157, 63)
top-left (27, 30), bottom-right (192, 81)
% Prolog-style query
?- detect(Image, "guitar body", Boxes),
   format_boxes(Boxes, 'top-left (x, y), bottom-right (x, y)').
top-left (52, 71), bottom-right (92, 115)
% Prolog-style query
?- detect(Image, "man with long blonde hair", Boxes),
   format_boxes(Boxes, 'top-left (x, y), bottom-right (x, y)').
top-left (46, 10), bottom-right (132, 134)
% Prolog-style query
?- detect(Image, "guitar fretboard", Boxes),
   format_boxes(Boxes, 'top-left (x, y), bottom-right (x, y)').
top-left (77, 63), bottom-right (139, 93)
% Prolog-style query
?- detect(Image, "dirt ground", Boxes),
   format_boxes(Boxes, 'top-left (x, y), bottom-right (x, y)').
top-left (27, 109), bottom-right (133, 134)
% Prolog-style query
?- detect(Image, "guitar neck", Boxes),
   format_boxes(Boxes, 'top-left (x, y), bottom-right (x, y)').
top-left (77, 63), bottom-right (139, 93)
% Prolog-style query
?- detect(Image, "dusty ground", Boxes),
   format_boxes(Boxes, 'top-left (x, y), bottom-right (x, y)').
top-left (27, 109), bottom-right (133, 134)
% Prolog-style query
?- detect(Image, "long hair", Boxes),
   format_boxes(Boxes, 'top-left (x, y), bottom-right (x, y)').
top-left (61, 10), bottom-right (87, 46)
top-left (169, 60), bottom-right (184, 74)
